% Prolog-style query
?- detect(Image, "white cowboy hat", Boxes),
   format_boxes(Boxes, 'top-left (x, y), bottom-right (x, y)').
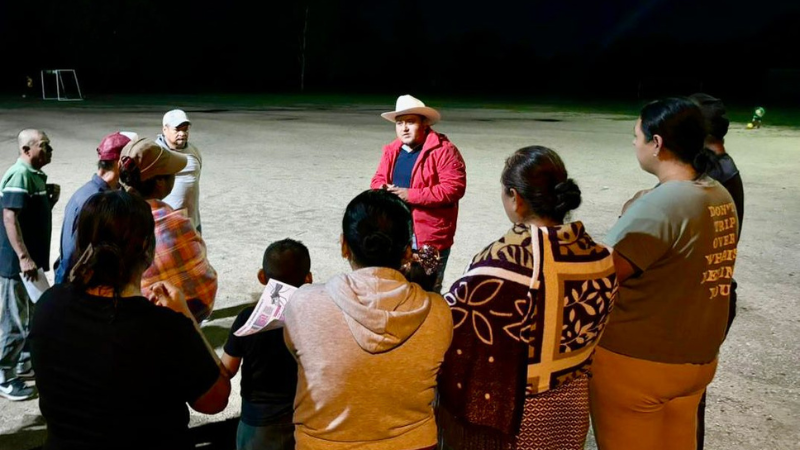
top-left (381, 95), bottom-right (441, 125)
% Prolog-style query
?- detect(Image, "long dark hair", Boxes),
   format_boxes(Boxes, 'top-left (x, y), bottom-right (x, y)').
top-left (501, 146), bottom-right (582, 224)
top-left (640, 97), bottom-right (711, 174)
top-left (70, 190), bottom-right (156, 297)
top-left (342, 189), bottom-right (412, 269)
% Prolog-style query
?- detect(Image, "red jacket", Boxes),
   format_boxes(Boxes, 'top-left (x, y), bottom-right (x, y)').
top-left (370, 130), bottom-right (467, 250)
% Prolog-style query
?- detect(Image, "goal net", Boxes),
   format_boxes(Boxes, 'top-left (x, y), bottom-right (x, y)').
top-left (41, 69), bottom-right (83, 101)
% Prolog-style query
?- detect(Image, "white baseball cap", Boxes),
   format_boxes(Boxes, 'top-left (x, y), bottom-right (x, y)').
top-left (119, 131), bottom-right (139, 141)
top-left (162, 109), bottom-right (191, 128)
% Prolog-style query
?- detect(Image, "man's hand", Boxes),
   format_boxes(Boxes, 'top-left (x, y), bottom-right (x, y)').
top-left (46, 184), bottom-right (60, 207)
top-left (148, 281), bottom-right (193, 320)
top-left (19, 255), bottom-right (38, 281)
top-left (386, 184), bottom-right (410, 202)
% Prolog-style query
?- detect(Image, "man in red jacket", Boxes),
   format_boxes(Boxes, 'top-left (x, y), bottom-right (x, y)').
top-left (371, 95), bottom-right (467, 293)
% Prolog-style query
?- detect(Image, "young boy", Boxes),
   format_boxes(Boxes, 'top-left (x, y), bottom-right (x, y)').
top-left (222, 239), bottom-right (312, 450)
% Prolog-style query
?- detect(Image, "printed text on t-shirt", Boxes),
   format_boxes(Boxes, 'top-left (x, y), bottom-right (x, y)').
top-left (702, 202), bottom-right (738, 300)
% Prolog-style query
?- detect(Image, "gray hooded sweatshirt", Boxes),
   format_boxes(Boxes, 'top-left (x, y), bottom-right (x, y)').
top-left (284, 267), bottom-right (453, 450)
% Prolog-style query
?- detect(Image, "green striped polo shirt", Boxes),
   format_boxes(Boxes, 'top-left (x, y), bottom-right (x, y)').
top-left (0, 159), bottom-right (52, 277)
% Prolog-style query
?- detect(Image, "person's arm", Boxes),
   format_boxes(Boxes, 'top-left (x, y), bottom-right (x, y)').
top-left (55, 206), bottom-right (81, 284)
top-left (47, 184), bottom-right (60, 208)
top-left (143, 212), bottom-right (216, 319)
top-left (220, 308), bottom-right (251, 377)
top-left (605, 193), bottom-right (671, 282)
top-left (149, 281), bottom-right (232, 413)
top-left (612, 250), bottom-right (639, 284)
top-left (220, 352), bottom-right (242, 378)
top-left (370, 147), bottom-right (393, 190)
top-left (3, 208), bottom-right (37, 281)
top-left (283, 325), bottom-right (298, 361)
top-left (283, 301), bottom-right (302, 361)
top-left (191, 374), bottom-right (231, 414)
top-left (620, 188), bottom-right (652, 217)
top-left (406, 144), bottom-right (467, 207)
top-left (163, 156), bottom-right (198, 211)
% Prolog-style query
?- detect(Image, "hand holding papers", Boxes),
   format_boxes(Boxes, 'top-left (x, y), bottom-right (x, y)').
top-left (234, 279), bottom-right (297, 337)
top-left (21, 268), bottom-right (50, 303)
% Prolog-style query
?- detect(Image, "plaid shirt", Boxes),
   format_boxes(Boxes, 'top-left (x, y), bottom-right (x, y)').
top-left (142, 199), bottom-right (217, 321)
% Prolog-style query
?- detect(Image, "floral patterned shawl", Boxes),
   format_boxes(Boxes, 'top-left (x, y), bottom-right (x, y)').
top-left (439, 222), bottom-right (617, 436)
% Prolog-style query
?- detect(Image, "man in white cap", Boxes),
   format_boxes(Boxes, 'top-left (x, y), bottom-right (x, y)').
top-left (371, 95), bottom-right (467, 293)
top-left (156, 109), bottom-right (203, 233)
top-left (54, 131), bottom-right (137, 284)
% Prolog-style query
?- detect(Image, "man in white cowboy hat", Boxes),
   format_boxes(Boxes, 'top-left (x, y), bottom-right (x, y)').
top-left (371, 94), bottom-right (467, 293)
top-left (156, 109), bottom-right (204, 233)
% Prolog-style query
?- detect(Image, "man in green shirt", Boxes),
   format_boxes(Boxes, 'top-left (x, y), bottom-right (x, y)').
top-left (0, 129), bottom-right (59, 401)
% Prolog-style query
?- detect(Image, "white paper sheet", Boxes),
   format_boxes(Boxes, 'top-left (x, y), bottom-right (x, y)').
top-left (233, 279), bottom-right (297, 337)
top-left (20, 269), bottom-right (50, 303)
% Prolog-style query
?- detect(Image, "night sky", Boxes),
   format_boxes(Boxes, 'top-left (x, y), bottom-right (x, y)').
top-left (3, 0), bottom-right (799, 102)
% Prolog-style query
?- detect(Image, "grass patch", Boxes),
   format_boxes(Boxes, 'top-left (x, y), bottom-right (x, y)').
top-left (2, 93), bottom-right (797, 128)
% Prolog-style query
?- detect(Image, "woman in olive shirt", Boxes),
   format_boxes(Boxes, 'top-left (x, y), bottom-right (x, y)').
top-left (591, 98), bottom-right (739, 450)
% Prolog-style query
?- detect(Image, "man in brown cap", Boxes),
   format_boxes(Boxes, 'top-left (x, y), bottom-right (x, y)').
top-left (119, 138), bottom-right (218, 322)
top-left (54, 132), bottom-right (138, 284)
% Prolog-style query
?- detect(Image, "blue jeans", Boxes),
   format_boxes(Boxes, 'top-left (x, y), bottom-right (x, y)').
top-left (0, 275), bottom-right (32, 384)
top-left (236, 415), bottom-right (294, 450)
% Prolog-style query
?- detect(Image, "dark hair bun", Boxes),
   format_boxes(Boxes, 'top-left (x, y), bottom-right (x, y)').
top-left (694, 148), bottom-right (717, 175)
top-left (553, 178), bottom-right (582, 215)
top-left (502, 146), bottom-right (580, 223)
top-left (94, 243), bottom-right (125, 277)
top-left (361, 232), bottom-right (393, 259)
top-left (342, 190), bottom-right (412, 269)
top-left (72, 242), bottom-right (125, 287)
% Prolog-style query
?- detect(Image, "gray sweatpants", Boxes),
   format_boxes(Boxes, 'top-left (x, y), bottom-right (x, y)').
top-left (0, 275), bottom-right (33, 383)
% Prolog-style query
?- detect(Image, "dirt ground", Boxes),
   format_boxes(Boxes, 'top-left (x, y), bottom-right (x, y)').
top-left (0, 100), bottom-right (797, 450)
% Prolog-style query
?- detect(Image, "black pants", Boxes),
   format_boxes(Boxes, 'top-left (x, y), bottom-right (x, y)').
top-left (697, 279), bottom-right (737, 450)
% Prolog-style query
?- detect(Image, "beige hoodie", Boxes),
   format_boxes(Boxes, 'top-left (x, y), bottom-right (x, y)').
top-left (284, 267), bottom-right (453, 450)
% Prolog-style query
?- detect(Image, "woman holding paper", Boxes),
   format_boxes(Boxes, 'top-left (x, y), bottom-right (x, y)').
top-left (29, 190), bottom-right (230, 450)
top-left (283, 189), bottom-right (453, 450)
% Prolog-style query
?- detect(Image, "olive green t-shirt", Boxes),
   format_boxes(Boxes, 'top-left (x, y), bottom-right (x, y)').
top-left (602, 177), bottom-right (738, 364)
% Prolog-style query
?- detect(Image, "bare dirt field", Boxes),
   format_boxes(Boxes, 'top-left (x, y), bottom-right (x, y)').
top-left (0, 99), bottom-right (797, 449)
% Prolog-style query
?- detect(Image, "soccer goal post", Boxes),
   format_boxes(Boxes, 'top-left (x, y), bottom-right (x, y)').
top-left (41, 69), bottom-right (83, 101)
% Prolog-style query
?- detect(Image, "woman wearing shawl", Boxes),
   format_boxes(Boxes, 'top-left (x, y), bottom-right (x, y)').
top-left (438, 146), bottom-right (617, 450)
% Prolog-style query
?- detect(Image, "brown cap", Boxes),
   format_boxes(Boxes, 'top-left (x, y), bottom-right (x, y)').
top-left (119, 138), bottom-right (187, 181)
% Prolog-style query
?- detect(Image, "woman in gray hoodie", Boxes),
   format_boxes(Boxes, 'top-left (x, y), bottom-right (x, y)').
top-left (283, 189), bottom-right (453, 450)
